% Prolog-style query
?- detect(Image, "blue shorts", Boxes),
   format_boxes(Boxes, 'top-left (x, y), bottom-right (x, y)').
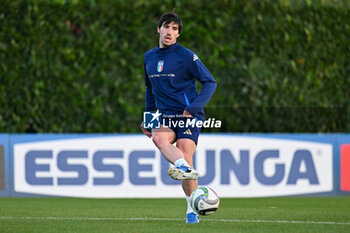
top-left (163, 116), bottom-right (201, 145)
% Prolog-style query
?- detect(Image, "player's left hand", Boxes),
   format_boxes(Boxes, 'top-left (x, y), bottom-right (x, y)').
top-left (140, 122), bottom-right (152, 138)
top-left (183, 109), bottom-right (193, 118)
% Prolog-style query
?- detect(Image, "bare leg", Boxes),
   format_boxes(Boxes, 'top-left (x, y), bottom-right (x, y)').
top-left (177, 139), bottom-right (198, 196)
top-left (152, 125), bottom-right (185, 164)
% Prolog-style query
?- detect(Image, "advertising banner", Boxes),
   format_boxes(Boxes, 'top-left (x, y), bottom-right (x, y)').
top-left (338, 135), bottom-right (350, 192)
top-left (0, 134), bottom-right (9, 197)
top-left (11, 134), bottom-right (335, 198)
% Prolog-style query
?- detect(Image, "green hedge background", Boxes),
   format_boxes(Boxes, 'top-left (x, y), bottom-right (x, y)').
top-left (0, 0), bottom-right (349, 133)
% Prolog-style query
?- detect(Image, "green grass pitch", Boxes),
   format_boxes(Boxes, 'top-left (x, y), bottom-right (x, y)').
top-left (0, 197), bottom-right (349, 233)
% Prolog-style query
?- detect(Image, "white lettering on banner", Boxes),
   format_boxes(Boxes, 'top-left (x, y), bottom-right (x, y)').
top-left (196, 136), bottom-right (333, 197)
top-left (13, 135), bottom-right (333, 198)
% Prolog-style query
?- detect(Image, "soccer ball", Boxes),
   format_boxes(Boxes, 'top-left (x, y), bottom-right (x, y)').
top-left (190, 186), bottom-right (220, 215)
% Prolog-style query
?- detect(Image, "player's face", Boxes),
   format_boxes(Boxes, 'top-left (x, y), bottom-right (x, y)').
top-left (157, 21), bottom-right (180, 48)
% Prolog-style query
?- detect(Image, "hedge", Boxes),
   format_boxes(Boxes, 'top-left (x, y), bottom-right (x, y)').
top-left (0, 0), bottom-right (349, 133)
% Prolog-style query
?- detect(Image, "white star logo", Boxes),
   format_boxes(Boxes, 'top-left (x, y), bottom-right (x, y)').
top-left (151, 109), bottom-right (162, 122)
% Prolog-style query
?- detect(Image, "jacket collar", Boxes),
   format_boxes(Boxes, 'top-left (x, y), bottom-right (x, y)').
top-left (155, 42), bottom-right (179, 53)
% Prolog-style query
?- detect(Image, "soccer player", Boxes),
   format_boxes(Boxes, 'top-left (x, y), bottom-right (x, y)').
top-left (141, 12), bottom-right (216, 223)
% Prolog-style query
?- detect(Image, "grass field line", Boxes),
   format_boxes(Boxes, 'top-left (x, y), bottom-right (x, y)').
top-left (0, 216), bottom-right (349, 225)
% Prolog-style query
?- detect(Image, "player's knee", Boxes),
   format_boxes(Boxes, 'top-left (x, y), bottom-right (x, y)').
top-left (152, 134), bottom-right (168, 149)
top-left (177, 139), bottom-right (196, 153)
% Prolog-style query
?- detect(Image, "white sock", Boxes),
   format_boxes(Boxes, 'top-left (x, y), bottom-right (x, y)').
top-left (186, 196), bottom-right (194, 214)
top-left (174, 158), bottom-right (190, 167)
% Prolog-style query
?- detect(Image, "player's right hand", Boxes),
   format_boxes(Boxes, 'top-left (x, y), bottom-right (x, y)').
top-left (140, 122), bottom-right (152, 138)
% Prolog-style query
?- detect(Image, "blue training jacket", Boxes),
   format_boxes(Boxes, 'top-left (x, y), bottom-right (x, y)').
top-left (143, 43), bottom-right (216, 121)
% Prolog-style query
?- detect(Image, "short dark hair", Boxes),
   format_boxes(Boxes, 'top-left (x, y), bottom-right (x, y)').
top-left (158, 12), bottom-right (182, 34)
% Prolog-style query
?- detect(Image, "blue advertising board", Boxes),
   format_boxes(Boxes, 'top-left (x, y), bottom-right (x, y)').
top-left (1, 133), bottom-right (349, 198)
top-left (0, 134), bottom-right (9, 197)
